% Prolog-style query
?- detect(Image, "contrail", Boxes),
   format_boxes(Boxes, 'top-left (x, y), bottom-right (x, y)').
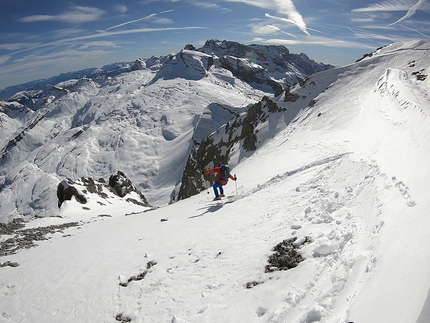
top-left (347, 27), bottom-right (377, 43)
top-left (106, 13), bottom-right (157, 31)
top-left (274, 0), bottom-right (309, 34)
top-left (399, 23), bottom-right (430, 38)
top-left (389, 0), bottom-right (427, 26)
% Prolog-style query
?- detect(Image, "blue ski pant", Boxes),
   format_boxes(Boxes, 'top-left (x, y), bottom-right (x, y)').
top-left (213, 182), bottom-right (224, 197)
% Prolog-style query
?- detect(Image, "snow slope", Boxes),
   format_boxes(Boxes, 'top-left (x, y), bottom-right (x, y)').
top-left (0, 40), bottom-right (429, 323)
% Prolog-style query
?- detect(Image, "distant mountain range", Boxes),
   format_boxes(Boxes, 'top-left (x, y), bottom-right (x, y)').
top-left (0, 39), bottom-right (333, 101)
top-left (0, 62), bottom-right (134, 100)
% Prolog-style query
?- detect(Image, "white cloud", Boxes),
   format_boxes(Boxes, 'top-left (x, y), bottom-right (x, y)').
top-left (265, 13), bottom-right (298, 27)
top-left (252, 24), bottom-right (297, 37)
top-left (0, 55), bottom-right (11, 64)
top-left (14, 49), bottom-right (101, 63)
top-left (0, 49), bottom-right (106, 79)
top-left (0, 26), bottom-right (205, 68)
top-left (350, 13), bottom-right (391, 23)
top-left (52, 28), bottom-right (85, 37)
top-left (19, 6), bottom-right (105, 24)
top-left (80, 41), bottom-right (119, 49)
top-left (352, 0), bottom-right (429, 12)
top-left (139, 0), bottom-right (179, 4)
top-left (189, 1), bottom-right (232, 12)
top-left (352, 0), bottom-right (429, 26)
top-left (0, 43), bottom-right (40, 51)
top-left (153, 18), bottom-right (174, 24)
top-left (46, 27), bottom-right (207, 46)
top-left (226, 0), bottom-right (309, 34)
top-left (273, 0), bottom-right (309, 34)
top-left (20, 15), bottom-right (53, 23)
top-left (114, 5), bottom-right (128, 13)
top-left (225, 0), bottom-right (272, 10)
top-left (252, 35), bottom-right (378, 50)
top-left (252, 24), bottom-right (280, 35)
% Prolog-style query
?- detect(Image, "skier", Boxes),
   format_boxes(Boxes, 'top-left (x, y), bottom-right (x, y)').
top-left (203, 164), bottom-right (237, 201)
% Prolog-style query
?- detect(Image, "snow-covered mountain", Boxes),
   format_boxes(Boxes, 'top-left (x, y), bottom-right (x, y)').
top-left (0, 39), bottom-right (429, 323)
top-left (0, 62), bottom-right (134, 101)
top-left (0, 40), bottom-right (332, 223)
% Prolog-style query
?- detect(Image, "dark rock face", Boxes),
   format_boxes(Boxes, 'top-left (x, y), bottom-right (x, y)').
top-left (109, 171), bottom-right (135, 197)
top-left (197, 39), bottom-right (334, 91)
top-left (265, 237), bottom-right (312, 273)
top-left (176, 96), bottom-right (286, 201)
top-left (217, 56), bottom-right (280, 92)
top-left (109, 171), bottom-right (151, 207)
top-left (57, 179), bottom-right (87, 207)
top-left (1, 113), bottom-right (45, 159)
top-left (184, 44), bottom-right (196, 51)
top-left (132, 58), bottom-right (146, 71)
top-left (57, 171), bottom-right (151, 208)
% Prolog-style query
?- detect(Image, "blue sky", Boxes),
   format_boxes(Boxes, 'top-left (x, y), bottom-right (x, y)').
top-left (1, 0), bottom-right (429, 91)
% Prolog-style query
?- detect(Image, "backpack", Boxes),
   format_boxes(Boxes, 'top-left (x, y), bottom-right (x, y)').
top-left (220, 165), bottom-right (230, 180)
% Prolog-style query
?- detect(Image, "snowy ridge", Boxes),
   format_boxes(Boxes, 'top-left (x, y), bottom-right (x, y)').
top-left (248, 152), bottom-right (352, 196)
top-left (0, 40), bottom-right (429, 323)
top-left (377, 67), bottom-right (430, 118)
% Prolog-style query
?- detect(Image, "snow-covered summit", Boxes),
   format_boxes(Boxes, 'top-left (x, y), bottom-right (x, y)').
top-left (196, 39), bottom-right (333, 89)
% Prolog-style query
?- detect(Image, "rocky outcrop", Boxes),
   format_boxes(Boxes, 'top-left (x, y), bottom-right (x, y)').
top-left (109, 171), bottom-right (150, 207)
top-left (57, 180), bottom-right (88, 207)
top-left (176, 96), bottom-right (287, 201)
top-left (109, 171), bottom-right (135, 197)
top-left (218, 55), bottom-right (281, 91)
top-left (265, 237), bottom-right (312, 273)
top-left (1, 114), bottom-right (45, 159)
top-left (57, 171), bottom-right (151, 208)
top-left (132, 58), bottom-right (146, 71)
top-left (196, 39), bottom-right (334, 91)
top-left (0, 221), bottom-right (80, 257)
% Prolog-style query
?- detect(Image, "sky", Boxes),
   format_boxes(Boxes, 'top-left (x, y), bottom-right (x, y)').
top-left (0, 0), bottom-right (429, 91)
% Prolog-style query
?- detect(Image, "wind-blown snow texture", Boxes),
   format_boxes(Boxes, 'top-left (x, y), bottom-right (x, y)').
top-left (0, 40), bottom-right (430, 323)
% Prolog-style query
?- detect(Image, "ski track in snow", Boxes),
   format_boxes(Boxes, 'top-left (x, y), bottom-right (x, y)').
top-left (0, 143), bottom-right (424, 323)
top-left (69, 154), bottom-right (413, 323)
top-left (2, 108), bottom-right (424, 323)
top-left (245, 154), bottom-right (414, 323)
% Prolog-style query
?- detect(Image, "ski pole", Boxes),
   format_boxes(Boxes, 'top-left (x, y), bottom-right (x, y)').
top-left (234, 174), bottom-right (237, 195)
top-left (203, 173), bottom-right (210, 194)
top-left (206, 179), bottom-right (210, 194)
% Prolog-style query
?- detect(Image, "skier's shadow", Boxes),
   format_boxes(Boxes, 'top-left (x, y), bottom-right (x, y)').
top-left (189, 204), bottom-right (224, 218)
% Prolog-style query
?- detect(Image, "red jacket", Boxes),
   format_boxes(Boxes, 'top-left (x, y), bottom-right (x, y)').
top-left (204, 167), bottom-right (236, 185)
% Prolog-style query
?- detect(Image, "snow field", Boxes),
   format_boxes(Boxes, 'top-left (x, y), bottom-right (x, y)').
top-left (0, 146), bottom-right (388, 322)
